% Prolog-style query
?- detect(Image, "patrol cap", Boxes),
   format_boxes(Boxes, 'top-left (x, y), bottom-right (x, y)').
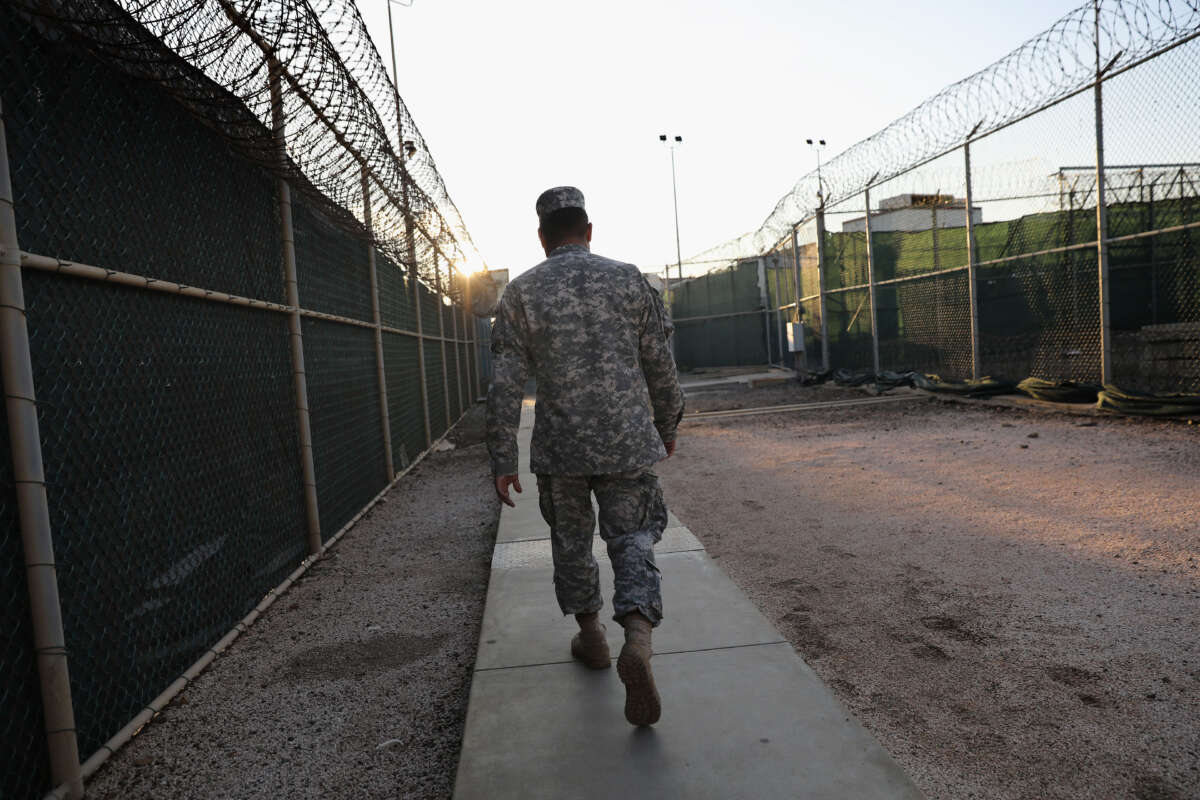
top-left (535, 186), bottom-right (586, 219)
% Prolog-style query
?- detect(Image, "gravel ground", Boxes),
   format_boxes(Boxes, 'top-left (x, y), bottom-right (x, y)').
top-left (658, 387), bottom-right (1199, 800)
top-left (86, 404), bottom-right (498, 799)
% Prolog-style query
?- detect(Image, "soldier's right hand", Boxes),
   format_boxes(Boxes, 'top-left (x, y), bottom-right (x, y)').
top-left (495, 474), bottom-right (523, 507)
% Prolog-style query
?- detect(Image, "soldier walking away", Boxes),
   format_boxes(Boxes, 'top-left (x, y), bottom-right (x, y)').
top-left (486, 186), bottom-right (684, 727)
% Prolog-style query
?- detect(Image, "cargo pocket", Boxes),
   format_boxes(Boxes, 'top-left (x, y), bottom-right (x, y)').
top-left (636, 471), bottom-right (668, 544)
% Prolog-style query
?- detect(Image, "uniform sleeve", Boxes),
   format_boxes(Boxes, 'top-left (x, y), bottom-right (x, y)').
top-left (486, 287), bottom-right (531, 476)
top-left (638, 277), bottom-right (685, 444)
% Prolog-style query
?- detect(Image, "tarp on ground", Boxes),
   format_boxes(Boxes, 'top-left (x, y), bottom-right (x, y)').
top-left (1016, 378), bottom-right (1102, 404)
top-left (910, 374), bottom-right (1018, 397)
top-left (1097, 385), bottom-right (1200, 418)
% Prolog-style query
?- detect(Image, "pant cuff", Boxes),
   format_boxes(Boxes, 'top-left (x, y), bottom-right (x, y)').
top-left (559, 598), bottom-right (604, 617)
top-left (613, 603), bottom-right (663, 628)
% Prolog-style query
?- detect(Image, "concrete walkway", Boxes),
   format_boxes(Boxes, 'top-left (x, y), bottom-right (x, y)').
top-left (679, 366), bottom-right (796, 392)
top-left (453, 402), bottom-right (923, 799)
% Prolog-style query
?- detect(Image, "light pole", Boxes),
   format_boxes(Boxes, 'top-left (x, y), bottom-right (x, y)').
top-left (659, 134), bottom-right (684, 285)
top-left (806, 138), bottom-right (827, 206)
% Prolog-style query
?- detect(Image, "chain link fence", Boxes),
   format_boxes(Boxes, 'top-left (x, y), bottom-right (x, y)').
top-left (1, 4), bottom-right (489, 798)
top-left (672, 0), bottom-right (1200, 396)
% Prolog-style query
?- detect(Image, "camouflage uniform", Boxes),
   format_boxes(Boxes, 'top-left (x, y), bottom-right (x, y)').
top-left (487, 187), bottom-right (684, 626)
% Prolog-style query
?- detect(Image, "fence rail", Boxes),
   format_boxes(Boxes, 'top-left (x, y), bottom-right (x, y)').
top-left (668, 0), bottom-right (1199, 394)
top-left (0, 6), bottom-right (490, 799)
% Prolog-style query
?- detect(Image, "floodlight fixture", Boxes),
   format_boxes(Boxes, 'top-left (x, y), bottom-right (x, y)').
top-left (807, 138), bottom-right (828, 205)
top-left (658, 134), bottom-right (685, 283)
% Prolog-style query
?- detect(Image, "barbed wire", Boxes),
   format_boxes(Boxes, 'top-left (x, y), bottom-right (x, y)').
top-left (13, 0), bottom-right (481, 282)
top-left (687, 0), bottom-right (1200, 267)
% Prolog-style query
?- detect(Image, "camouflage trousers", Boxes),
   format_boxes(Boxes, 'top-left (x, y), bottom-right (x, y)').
top-left (536, 467), bottom-right (667, 627)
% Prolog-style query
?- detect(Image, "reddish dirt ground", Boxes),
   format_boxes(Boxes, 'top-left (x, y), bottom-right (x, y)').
top-left (659, 387), bottom-right (1199, 800)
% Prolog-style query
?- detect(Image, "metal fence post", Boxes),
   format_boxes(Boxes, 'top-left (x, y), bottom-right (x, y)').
top-left (433, 251), bottom-right (452, 429)
top-left (461, 275), bottom-right (472, 399)
top-left (756, 257), bottom-right (770, 365)
top-left (728, 266), bottom-right (739, 364)
top-left (361, 168), bottom-right (394, 480)
top-left (1093, 0), bottom-right (1113, 385)
top-left (464, 272), bottom-right (479, 399)
top-left (0, 94), bottom-right (84, 800)
top-left (468, 301), bottom-right (479, 400)
top-left (790, 223), bottom-right (802, 372)
top-left (864, 187), bottom-right (881, 375)
top-left (771, 256), bottom-right (784, 365)
top-left (815, 206), bottom-right (831, 371)
top-left (448, 265), bottom-right (464, 416)
top-left (963, 142), bottom-right (982, 380)
top-left (401, 175), bottom-right (432, 448)
top-left (471, 286), bottom-right (482, 399)
top-left (269, 66), bottom-right (323, 555)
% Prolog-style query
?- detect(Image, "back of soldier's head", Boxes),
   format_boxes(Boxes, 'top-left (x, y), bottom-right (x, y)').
top-left (539, 207), bottom-right (590, 249)
top-left (536, 186), bottom-right (591, 250)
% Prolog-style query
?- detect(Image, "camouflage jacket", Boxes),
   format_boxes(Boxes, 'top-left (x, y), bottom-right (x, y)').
top-left (486, 244), bottom-right (684, 476)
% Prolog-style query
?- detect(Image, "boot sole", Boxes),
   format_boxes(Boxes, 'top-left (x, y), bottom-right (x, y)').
top-left (617, 647), bottom-right (661, 726)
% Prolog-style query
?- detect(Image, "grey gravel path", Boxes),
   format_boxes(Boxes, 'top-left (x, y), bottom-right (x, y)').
top-left (85, 405), bottom-right (498, 800)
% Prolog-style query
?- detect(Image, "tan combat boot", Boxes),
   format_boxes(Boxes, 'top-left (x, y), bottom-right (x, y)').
top-left (617, 611), bottom-right (661, 726)
top-left (571, 612), bottom-right (611, 669)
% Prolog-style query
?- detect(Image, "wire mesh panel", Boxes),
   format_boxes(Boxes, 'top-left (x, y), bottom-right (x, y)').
top-left (301, 318), bottom-right (388, 539)
top-left (460, 307), bottom-right (478, 400)
top-left (456, 339), bottom-right (469, 413)
top-left (475, 315), bottom-right (493, 392)
top-left (824, 196), bottom-right (871, 293)
top-left (419, 282), bottom-right (443, 337)
top-left (448, 329), bottom-right (464, 420)
top-left (0, 396), bottom-right (50, 799)
top-left (670, 260), bottom-right (769, 368)
top-left (878, 272), bottom-right (973, 376)
top-left (798, 298), bottom-right (822, 367)
top-left (969, 89), bottom-right (1102, 382)
top-left (0, 13), bottom-right (285, 303)
top-left (978, 251), bottom-right (1101, 381)
top-left (822, 195), bottom-right (874, 371)
top-left (23, 273), bottom-right (308, 760)
top-left (796, 220), bottom-right (822, 369)
top-left (440, 295), bottom-right (456, 347)
top-left (762, 250), bottom-right (792, 367)
top-left (382, 332), bottom-right (425, 469)
top-left (424, 339), bottom-right (448, 440)
top-left (1, 4), bottom-right (484, 795)
top-left (1101, 37), bottom-right (1200, 392)
top-left (293, 200), bottom-right (374, 323)
top-left (864, 151), bottom-right (973, 376)
top-left (377, 256), bottom-right (417, 332)
top-left (824, 288), bottom-right (875, 372)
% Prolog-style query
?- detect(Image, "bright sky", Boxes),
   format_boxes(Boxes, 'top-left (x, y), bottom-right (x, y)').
top-left (357, 0), bottom-right (1086, 276)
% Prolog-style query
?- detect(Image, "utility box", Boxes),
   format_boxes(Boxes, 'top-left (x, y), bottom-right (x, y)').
top-left (787, 321), bottom-right (806, 353)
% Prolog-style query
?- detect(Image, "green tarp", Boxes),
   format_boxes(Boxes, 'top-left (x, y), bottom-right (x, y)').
top-left (1097, 385), bottom-right (1200, 418)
